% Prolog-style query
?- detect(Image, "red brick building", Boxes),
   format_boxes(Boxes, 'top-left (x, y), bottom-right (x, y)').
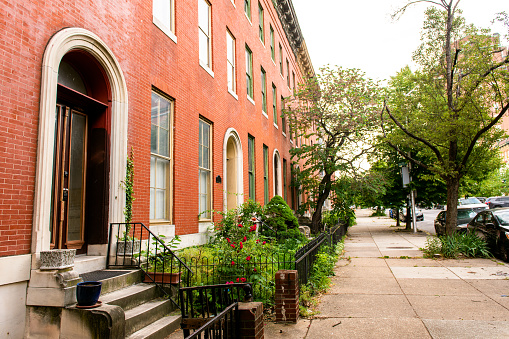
top-left (0, 0), bottom-right (313, 336)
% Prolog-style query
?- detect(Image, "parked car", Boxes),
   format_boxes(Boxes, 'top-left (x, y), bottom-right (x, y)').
top-left (488, 196), bottom-right (509, 209)
top-left (458, 197), bottom-right (489, 213)
top-left (467, 208), bottom-right (509, 262)
top-left (476, 197), bottom-right (487, 203)
top-left (434, 206), bottom-right (477, 236)
top-left (399, 207), bottom-right (424, 222)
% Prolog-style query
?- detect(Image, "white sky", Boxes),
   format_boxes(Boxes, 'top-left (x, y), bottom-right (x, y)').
top-left (292, 0), bottom-right (508, 81)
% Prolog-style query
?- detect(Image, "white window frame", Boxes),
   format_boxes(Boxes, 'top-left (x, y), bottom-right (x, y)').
top-left (199, 0), bottom-right (213, 72)
top-left (153, 0), bottom-right (177, 43)
top-left (246, 45), bottom-right (254, 100)
top-left (150, 91), bottom-right (174, 222)
top-left (258, 2), bottom-right (264, 44)
top-left (199, 119), bottom-right (213, 220)
top-left (227, 29), bottom-right (236, 96)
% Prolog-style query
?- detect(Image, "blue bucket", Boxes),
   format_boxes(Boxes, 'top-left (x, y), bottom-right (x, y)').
top-left (76, 281), bottom-right (102, 306)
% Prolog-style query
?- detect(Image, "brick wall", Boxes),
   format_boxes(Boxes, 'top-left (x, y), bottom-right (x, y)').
top-left (0, 0), bottom-right (308, 256)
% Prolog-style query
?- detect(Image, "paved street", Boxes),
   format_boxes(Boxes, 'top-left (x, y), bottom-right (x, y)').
top-left (266, 209), bottom-right (509, 338)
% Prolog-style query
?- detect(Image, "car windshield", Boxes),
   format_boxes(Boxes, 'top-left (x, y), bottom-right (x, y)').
top-left (494, 210), bottom-right (509, 226)
top-left (457, 209), bottom-right (476, 219)
top-left (459, 197), bottom-right (482, 205)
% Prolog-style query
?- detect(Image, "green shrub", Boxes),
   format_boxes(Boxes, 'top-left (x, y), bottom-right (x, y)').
top-left (262, 196), bottom-right (299, 234)
top-left (422, 232), bottom-right (491, 259)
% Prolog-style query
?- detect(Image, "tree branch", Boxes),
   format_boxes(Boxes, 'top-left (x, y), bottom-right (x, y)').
top-left (382, 101), bottom-right (445, 164)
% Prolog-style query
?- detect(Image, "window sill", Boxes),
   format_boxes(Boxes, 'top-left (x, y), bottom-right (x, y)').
top-left (262, 111), bottom-right (268, 119)
top-left (228, 89), bottom-right (238, 100)
top-left (200, 62), bottom-right (215, 78)
top-left (247, 95), bottom-right (255, 106)
top-left (245, 13), bottom-right (252, 25)
top-left (273, 123), bottom-right (279, 129)
top-left (282, 132), bottom-right (286, 137)
top-left (153, 18), bottom-right (177, 44)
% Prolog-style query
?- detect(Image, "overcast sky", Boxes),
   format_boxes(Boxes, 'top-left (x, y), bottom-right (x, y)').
top-left (292, 0), bottom-right (508, 81)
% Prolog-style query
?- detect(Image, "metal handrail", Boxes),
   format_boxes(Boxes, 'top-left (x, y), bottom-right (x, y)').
top-left (107, 222), bottom-right (193, 308)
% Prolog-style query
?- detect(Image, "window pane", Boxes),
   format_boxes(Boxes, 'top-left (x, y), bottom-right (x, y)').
top-left (150, 188), bottom-right (155, 219)
top-left (154, 0), bottom-right (172, 30)
top-left (199, 0), bottom-right (210, 35)
top-left (199, 32), bottom-right (209, 66)
top-left (159, 128), bottom-right (169, 157)
top-left (150, 157), bottom-right (155, 187)
top-left (156, 159), bottom-right (167, 189)
top-left (156, 189), bottom-right (166, 219)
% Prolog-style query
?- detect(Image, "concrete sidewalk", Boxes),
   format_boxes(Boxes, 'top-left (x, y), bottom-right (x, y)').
top-left (266, 209), bottom-right (509, 338)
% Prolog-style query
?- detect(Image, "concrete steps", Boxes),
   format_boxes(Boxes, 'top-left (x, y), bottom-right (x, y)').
top-left (90, 269), bottom-right (181, 338)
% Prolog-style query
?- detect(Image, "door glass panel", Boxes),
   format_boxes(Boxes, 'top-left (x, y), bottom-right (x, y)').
top-left (67, 112), bottom-right (86, 242)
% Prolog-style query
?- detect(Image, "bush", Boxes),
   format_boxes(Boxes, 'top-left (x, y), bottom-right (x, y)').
top-left (422, 232), bottom-right (491, 259)
top-left (262, 196), bottom-right (299, 235)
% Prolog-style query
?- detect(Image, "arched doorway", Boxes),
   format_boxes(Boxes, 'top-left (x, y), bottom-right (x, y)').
top-left (223, 129), bottom-right (243, 211)
top-left (33, 28), bottom-right (128, 254)
top-left (50, 52), bottom-right (110, 253)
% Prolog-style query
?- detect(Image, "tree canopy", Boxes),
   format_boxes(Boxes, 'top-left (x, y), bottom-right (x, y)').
top-left (284, 66), bottom-right (380, 233)
top-left (381, 1), bottom-right (509, 235)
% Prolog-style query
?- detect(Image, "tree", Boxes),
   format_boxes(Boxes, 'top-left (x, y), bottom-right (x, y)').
top-left (381, 1), bottom-right (509, 235)
top-left (284, 66), bottom-right (380, 233)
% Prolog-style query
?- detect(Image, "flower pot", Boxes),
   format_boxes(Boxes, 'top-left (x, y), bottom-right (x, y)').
top-left (143, 271), bottom-right (181, 284)
top-left (117, 240), bottom-right (141, 255)
top-left (76, 281), bottom-right (102, 306)
top-left (40, 249), bottom-right (76, 270)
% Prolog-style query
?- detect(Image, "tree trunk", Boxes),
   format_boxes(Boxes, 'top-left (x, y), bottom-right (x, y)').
top-left (396, 209), bottom-right (400, 227)
top-left (445, 176), bottom-right (460, 236)
top-left (310, 173), bottom-right (333, 234)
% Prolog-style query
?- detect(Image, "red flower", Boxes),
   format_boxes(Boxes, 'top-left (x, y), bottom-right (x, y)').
top-left (230, 244), bottom-right (235, 248)
top-left (231, 261), bottom-right (235, 266)
top-left (251, 217), bottom-right (257, 221)
top-left (226, 237), bottom-right (231, 243)
top-left (226, 281), bottom-right (233, 284)
top-left (236, 278), bottom-right (240, 282)
top-left (239, 242), bottom-right (243, 249)
top-left (252, 225), bottom-right (257, 231)
top-left (262, 241), bottom-right (266, 245)
top-left (243, 236), bottom-right (247, 242)
top-left (246, 256), bottom-right (251, 261)
top-left (240, 277), bottom-right (247, 283)
top-left (238, 223), bottom-right (243, 228)
top-left (256, 239), bottom-right (260, 243)
top-left (253, 268), bottom-right (257, 272)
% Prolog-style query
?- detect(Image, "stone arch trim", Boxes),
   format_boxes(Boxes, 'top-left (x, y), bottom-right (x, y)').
top-left (222, 128), bottom-right (244, 211)
top-left (272, 149), bottom-right (282, 197)
top-left (32, 28), bottom-right (128, 253)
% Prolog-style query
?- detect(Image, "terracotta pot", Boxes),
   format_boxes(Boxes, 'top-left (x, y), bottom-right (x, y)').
top-left (143, 271), bottom-right (181, 284)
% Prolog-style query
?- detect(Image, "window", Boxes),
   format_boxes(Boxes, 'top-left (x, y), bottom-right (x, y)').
top-left (199, 119), bottom-right (212, 219)
top-left (261, 67), bottom-right (267, 113)
top-left (270, 26), bottom-right (275, 61)
top-left (283, 158), bottom-right (287, 201)
top-left (244, 0), bottom-right (251, 20)
top-left (227, 30), bottom-right (236, 93)
top-left (292, 71), bottom-right (295, 91)
top-left (246, 45), bottom-right (253, 99)
top-left (150, 91), bottom-right (173, 221)
top-left (263, 145), bottom-right (269, 204)
top-left (258, 3), bottom-right (264, 43)
top-left (279, 44), bottom-right (283, 75)
top-left (153, 0), bottom-right (175, 39)
top-left (272, 84), bottom-right (277, 125)
top-left (199, 0), bottom-right (212, 69)
top-left (248, 135), bottom-right (255, 200)
top-left (286, 59), bottom-right (290, 87)
top-left (281, 95), bottom-right (286, 134)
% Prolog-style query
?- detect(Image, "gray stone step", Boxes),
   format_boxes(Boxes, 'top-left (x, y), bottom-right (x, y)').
top-left (125, 298), bottom-right (174, 336)
top-left (101, 283), bottom-right (159, 311)
top-left (126, 315), bottom-right (181, 339)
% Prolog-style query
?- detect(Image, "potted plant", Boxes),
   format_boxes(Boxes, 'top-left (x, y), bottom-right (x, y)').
top-left (143, 234), bottom-right (182, 284)
top-left (117, 149), bottom-right (140, 255)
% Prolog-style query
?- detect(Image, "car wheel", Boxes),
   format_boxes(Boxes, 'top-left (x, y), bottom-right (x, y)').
top-left (498, 233), bottom-right (509, 263)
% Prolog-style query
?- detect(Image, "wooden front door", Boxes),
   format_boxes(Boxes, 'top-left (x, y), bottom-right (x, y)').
top-left (51, 104), bottom-right (88, 251)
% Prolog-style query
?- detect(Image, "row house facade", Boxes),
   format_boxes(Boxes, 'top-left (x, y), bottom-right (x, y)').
top-left (0, 0), bottom-right (314, 336)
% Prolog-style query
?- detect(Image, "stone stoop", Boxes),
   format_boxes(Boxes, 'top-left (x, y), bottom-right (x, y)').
top-left (89, 269), bottom-right (181, 339)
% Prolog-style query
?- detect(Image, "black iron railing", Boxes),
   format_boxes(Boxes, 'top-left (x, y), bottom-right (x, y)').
top-left (179, 283), bottom-right (252, 338)
top-left (107, 222), bottom-right (193, 308)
